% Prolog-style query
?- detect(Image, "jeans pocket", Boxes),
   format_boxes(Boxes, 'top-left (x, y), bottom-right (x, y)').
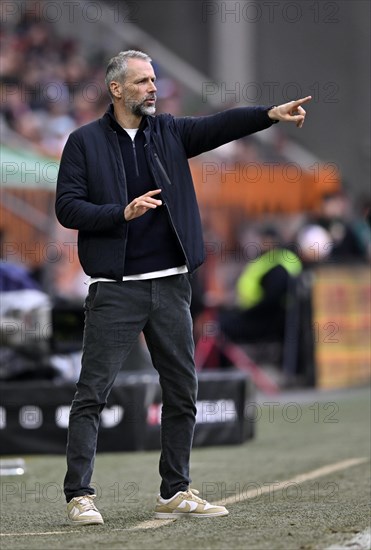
top-left (181, 274), bottom-right (192, 305)
top-left (85, 282), bottom-right (100, 310)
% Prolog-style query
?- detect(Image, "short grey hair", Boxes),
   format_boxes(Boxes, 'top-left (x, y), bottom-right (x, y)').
top-left (105, 50), bottom-right (152, 97)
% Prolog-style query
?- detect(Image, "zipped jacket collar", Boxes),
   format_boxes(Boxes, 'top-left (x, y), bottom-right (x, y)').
top-left (101, 103), bottom-right (152, 136)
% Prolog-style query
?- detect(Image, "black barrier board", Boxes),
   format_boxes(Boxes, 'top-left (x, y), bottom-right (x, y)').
top-left (0, 370), bottom-right (255, 454)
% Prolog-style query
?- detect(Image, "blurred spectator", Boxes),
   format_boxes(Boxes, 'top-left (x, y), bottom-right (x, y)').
top-left (0, 259), bottom-right (41, 292)
top-left (351, 195), bottom-right (371, 261)
top-left (304, 191), bottom-right (369, 263)
top-left (295, 224), bottom-right (333, 266)
top-left (218, 226), bottom-right (302, 343)
top-left (0, 229), bottom-right (42, 292)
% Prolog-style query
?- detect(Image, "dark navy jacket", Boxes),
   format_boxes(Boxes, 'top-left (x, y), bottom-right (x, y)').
top-left (55, 104), bottom-right (275, 278)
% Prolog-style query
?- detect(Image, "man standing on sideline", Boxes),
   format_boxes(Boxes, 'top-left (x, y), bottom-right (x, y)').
top-left (56, 50), bottom-right (311, 523)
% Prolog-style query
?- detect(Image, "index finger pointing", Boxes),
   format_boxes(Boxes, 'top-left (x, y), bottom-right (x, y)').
top-left (292, 96), bottom-right (312, 106)
top-left (145, 189), bottom-right (162, 197)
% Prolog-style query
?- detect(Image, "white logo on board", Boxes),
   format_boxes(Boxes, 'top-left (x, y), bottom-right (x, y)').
top-left (19, 406), bottom-right (43, 429)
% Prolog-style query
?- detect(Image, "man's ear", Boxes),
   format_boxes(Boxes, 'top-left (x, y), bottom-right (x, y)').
top-left (109, 81), bottom-right (122, 99)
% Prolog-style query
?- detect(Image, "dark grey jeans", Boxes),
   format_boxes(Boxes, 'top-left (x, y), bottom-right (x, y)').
top-left (64, 274), bottom-right (197, 502)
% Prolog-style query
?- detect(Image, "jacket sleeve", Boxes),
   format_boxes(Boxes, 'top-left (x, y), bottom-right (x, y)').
top-left (55, 132), bottom-right (125, 231)
top-left (173, 106), bottom-right (275, 158)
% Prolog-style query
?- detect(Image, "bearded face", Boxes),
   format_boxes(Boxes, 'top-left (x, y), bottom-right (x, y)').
top-left (121, 59), bottom-right (157, 117)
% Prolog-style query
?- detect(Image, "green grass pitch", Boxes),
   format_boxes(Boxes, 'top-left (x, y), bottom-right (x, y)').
top-left (1, 386), bottom-right (370, 550)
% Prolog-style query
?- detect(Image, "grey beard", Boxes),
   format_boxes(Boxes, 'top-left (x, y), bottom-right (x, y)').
top-left (131, 101), bottom-right (156, 117)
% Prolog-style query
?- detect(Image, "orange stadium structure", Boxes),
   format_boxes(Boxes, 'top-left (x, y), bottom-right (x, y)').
top-left (190, 159), bottom-right (341, 216)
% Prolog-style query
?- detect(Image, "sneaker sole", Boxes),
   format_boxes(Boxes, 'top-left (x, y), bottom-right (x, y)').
top-left (154, 510), bottom-right (229, 519)
top-left (68, 517), bottom-right (104, 525)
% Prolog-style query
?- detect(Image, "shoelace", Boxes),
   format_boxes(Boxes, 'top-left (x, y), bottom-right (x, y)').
top-left (75, 495), bottom-right (98, 511)
top-left (186, 488), bottom-right (207, 505)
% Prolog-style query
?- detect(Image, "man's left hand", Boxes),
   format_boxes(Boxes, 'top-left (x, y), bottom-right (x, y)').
top-left (268, 96), bottom-right (312, 128)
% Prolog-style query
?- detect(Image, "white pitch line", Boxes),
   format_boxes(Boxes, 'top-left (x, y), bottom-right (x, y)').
top-left (325, 528), bottom-right (371, 550)
top-left (126, 519), bottom-right (176, 530)
top-left (0, 520), bottom-right (175, 538)
top-left (213, 456), bottom-right (369, 506)
top-left (0, 457), bottom-right (368, 538)
top-left (0, 530), bottom-right (78, 537)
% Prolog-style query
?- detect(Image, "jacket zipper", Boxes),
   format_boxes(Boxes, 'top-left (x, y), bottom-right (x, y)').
top-left (153, 152), bottom-right (172, 185)
top-left (132, 141), bottom-right (139, 177)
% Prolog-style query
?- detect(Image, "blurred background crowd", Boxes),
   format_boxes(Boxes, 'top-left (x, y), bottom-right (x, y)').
top-left (0, 4), bottom-right (185, 157)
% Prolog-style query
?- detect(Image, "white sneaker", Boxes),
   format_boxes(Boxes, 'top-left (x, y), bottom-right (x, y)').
top-left (67, 495), bottom-right (104, 525)
top-left (154, 488), bottom-right (229, 518)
